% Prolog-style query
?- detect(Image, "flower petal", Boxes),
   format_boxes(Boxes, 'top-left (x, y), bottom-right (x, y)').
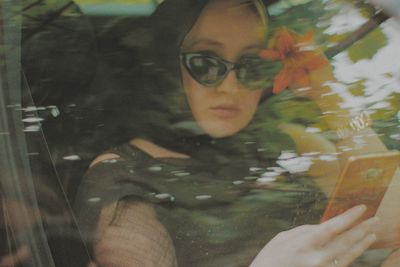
top-left (259, 49), bottom-right (282, 60)
top-left (299, 30), bottom-right (313, 44)
top-left (273, 67), bottom-right (293, 94)
top-left (276, 27), bottom-right (295, 55)
top-left (292, 68), bottom-right (310, 88)
top-left (300, 52), bottom-right (328, 71)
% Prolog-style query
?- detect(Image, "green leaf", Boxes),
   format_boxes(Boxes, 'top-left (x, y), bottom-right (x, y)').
top-left (347, 28), bottom-right (388, 62)
top-left (348, 78), bottom-right (366, 96)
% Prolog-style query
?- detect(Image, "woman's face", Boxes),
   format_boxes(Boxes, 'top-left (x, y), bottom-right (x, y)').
top-left (181, 0), bottom-right (266, 138)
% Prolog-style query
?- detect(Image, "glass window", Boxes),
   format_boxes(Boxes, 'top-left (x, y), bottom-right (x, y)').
top-left (1, 0), bottom-right (400, 266)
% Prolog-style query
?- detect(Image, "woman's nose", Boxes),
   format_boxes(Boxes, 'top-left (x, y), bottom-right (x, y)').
top-left (215, 70), bottom-right (240, 93)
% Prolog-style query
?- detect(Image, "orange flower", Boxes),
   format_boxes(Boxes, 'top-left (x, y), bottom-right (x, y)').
top-left (259, 27), bottom-right (328, 94)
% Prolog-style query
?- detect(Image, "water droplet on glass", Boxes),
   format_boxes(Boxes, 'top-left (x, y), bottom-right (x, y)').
top-left (7, 104), bottom-right (21, 108)
top-left (22, 106), bottom-right (46, 112)
top-left (297, 86), bottom-right (312, 92)
top-left (24, 125), bottom-right (41, 132)
top-left (305, 127), bottom-right (321, 133)
top-left (390, 134), bottom-right (400, 141)
top-left (174, 172), bottom-right (190, 177)
top-left (261, 171), bottom-right (279, 177)
top-left (50, 107), bottom-right (60, 117)
top-left (148, 166), bottom-right (162, 172)
top-left (244, 176), bottom-right (258, 180)
top-left (155, 193), bottom-right (174, 201)
top-left (338, 146), bottom-right (353, 152)
top-left (319, 154), bottom-right (338, 162)
top-left (277, 156), bottom-right (312, 174)
top-left (301, 151), bottom-right (319, 157)
top-left (256, 177), bottom-right (276, 183)
top-left (195, 195), bottom-right (212, 200)
top-left (322, 110), bottom-right (339, 115)
top-left (244, 141), bottom-right (255, 145)
top-left (63, 155), bottom-right (81, 161)
top-left (22, 117), bottom-right (44, 123)
top-left (88, 197), bottom-right (101, 203)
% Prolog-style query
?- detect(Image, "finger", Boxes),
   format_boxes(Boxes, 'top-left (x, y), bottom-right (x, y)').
top-left (330, 233), bottom-right (376, 267)
top-left (0, 245), bottom-right (30, 267)
top-left (315, 204), bottom-right (367, 245)
top-left (323, 216), bottom-right (379, 257)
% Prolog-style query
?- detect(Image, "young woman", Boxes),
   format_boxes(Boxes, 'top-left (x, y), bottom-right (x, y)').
top-left (74, 0), bottom-right (399, 266)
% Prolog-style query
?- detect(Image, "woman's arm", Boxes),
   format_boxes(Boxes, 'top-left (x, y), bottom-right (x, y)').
top-left (92, 199), bottom-right (177, 267)
top-left (86, 144), bottom-right (189, 267)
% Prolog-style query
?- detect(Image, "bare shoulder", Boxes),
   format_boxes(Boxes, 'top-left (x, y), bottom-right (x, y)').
top-left (130, 138), bottom-right (190, 159)
top-left (89, 138), bottom-right (189, 168)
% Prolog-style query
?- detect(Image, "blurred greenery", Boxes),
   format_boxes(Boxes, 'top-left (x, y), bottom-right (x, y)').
top-left (348, 28), bottom-right (388, 62)
top-left (348, 79), bottom-right (367, 96)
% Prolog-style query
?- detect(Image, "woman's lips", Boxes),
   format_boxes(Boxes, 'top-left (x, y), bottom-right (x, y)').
top-left (210, 104), bottom-right (240, 118)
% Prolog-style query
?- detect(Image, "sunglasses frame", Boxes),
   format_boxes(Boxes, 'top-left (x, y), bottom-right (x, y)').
top-left (179, 52), bottom-right (264, 88)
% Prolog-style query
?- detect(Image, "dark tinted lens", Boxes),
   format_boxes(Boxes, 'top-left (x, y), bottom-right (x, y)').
top-left (237, 57), bottom-right (281, 90)
top-left (187, 55), bottom-right (226, 86)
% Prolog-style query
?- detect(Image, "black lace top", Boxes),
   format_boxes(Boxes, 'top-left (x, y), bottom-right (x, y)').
top-left (74, 138), bottom-right (326, 266)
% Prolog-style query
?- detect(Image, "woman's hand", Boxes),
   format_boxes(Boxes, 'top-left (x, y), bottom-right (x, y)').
top-left (381, 248), bottom-right (400, 267)
top-left (250, 205), bottom-right (378, 267)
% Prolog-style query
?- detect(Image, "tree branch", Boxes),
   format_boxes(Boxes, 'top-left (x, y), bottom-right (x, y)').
top-left (325, 11), bottom-right (390, 59)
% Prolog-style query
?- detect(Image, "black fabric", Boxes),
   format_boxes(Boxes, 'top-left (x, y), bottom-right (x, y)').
top-left (74, 143), bottom-right (325, 266)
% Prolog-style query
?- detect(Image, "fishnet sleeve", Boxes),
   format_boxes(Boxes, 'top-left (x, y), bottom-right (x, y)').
top-left (92, 199), bottom-right (178, 267)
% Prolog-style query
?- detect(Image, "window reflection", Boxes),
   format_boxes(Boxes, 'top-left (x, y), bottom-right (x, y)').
top-left (0, 0), bottom-right (399, 266)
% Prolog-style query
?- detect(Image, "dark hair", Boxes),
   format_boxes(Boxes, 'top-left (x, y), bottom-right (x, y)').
top-left (149, 0), bottom-right (269, 76)
top-left (149, 0), bottom-right (208, 75)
